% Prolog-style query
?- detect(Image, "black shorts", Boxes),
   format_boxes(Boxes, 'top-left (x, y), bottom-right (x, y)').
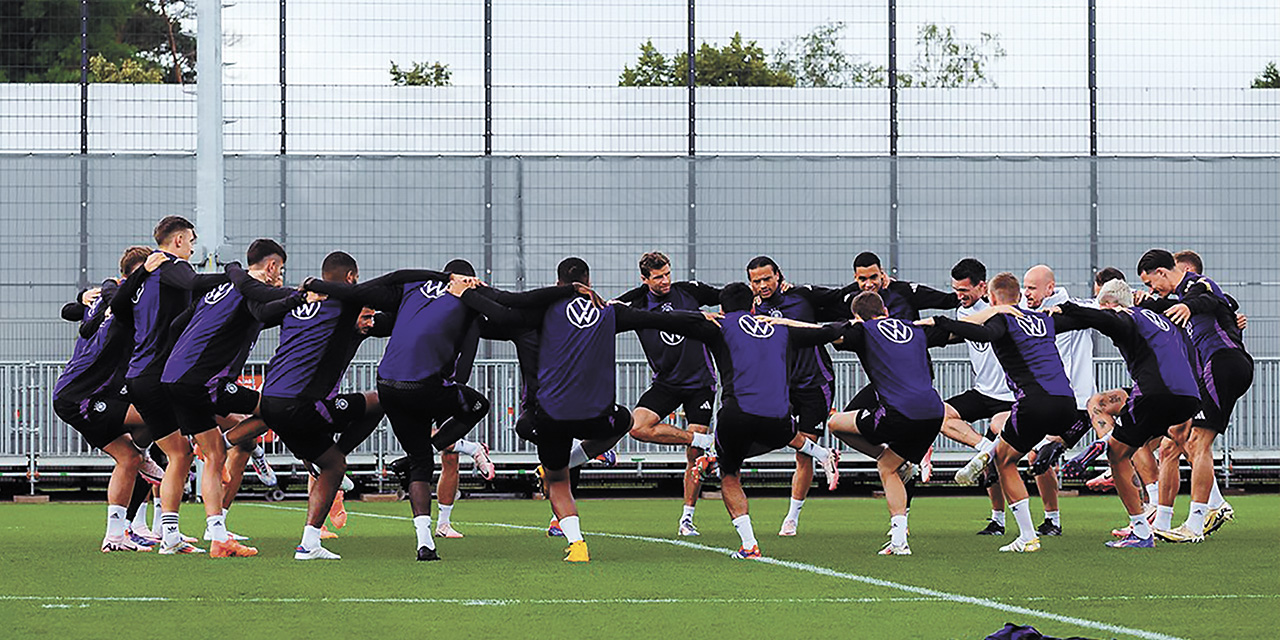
top-left (53, 395), bottom-right (130, 450)
top-left (791, 384), bottom-right (832, 436)
top-left (1060, 409), bottom-right (1092, 448)
top-left (1197, 349), bottom-right (1254, 434)
top-left (1113, 394), bottom-right (1202, 448)
top-left (855, 406), bottom-right (943, 465)
top-left (715, 402), bottom-right (796, 476)
top-left (636, 383), bottom-right (715, 427)
top-left (945, 389), bottom-right (1014, 423)
top-left (842, 384), bottom-right (877, 413)
top-left (166, 380), bottom-right (260, 437)
top-left (125, 375), bottom-right (180, 442)
top-left (379, 380), bottom-right (487, 457)
top-left (1000, 395), bottom-right (1079, 454)
top-left (260, 393), bottom-right (368, 462)
top-left (534, 404), bottom-right (632, 470)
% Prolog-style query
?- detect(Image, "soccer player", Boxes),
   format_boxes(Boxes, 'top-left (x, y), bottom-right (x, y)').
top-left (747, 256), bottom-right (842, 537)
top-left (923, 272), bottom-right (1085, 553)
top-left (1016, 264), bottom-right (1096, 537)
top-left (1049, 279), bottom-right (1201, 548)
top-left (249, 252), bottom-right (394, 560)
top-left (161, 239), bottom-right (303, 558)
top-left (305, 259), bottom-right (561, 560)
top-left (615, 252), bottom-right (721, 536)
top-left (660, 283), bottom-right (844, 558)
top-left (53, 248), bottom-right (166, 552)
top-left (941, 259), bottom-right (1016, 536)
top-left (114, 216), bottom-right (230, 555)
top-left (771, 291), bottom-right (949, 555)
top-left (1136, 249), bottom-right (1253, 542)
top-left (474, 258), bottom-right (755, 562)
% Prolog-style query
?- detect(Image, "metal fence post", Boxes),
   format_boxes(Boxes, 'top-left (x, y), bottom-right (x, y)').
top-left (887, 0), bottom-right (900, 275)
top-left (78, 0), bottom-right (90, 291)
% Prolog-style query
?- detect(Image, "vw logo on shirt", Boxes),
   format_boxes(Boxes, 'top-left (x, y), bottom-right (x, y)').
top-left (132, 282), bottom-right (145, 305)
top-left (876, 318), bottom-right (914, 344)
top-left (1140, 308), bottom-right (1172, 333)
top-left (203, 282), bottom-right (235, 305)
top-left (967, 340), bottom-right (990, 353)
top-left (291, 301), bottom-right (322, 321)
top-left (738, 315), bottom-right (775, 339)
top-left (566, 297), bottom-right (601, 329)
top-left (419, 281), bottom-right (448, 300)
top-left (1015, 314), bottom-right (1047, 337)
top-left (660, 331), bottom-right (685, 346)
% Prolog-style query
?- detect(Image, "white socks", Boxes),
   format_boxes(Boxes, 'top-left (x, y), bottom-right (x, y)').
top-left (131, 501), bottom-right (149, 531)
top-left (301, 525), bottom-right (322, 550)
top-left (160, 511), bottom-right (181, 547)
top-left (890, 514), bottom-right (909, 547)
top-left (106, 505), bottom-right (128, 539)
top-left (438, 504), bottom-right (454, 527)
top-left (991, 509), bottom-right (1007, 527)
top-left (1129, 512), bottom-right (1153, 539)
top-left (1044, 510), bottom-right (1060, 526)
top-left (151, 497), bottom-right (162, 531)
top-left (452, 439), bottom-right (480, 457)
top-left (794, 440), bottom-right (829, 462)
top-left (732, 514), bottom-right (757, 549)
top-left (206, 514), bottom-right (228, 542)
top-left (1185, 502), bottom-right (1209, 535)
top-left (977, 438), bottom-right (998, 457)
top-left (1010, 499), bottom-right (1036, 542)
top-left (1154, 505), bottom-right (1175, 531)
top-left (567, 442), bottom-right (589, 468)
top-left (785, 498), bottom-right (805, 523)
top-left (414, 515), bottom-right (435, 550)
top-left (1145, 483), bottom-right (1160, 506)
top-left (690, 432), bottom-right (715, 450)
top-left (559, 516), bottom-right (584, 543)
top-left (681, 504), bottom-right (696, 521)
top-left (1207, 478), bottom-right (1226, 510)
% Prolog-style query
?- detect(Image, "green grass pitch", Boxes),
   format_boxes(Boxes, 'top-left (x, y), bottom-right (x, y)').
top-left (1, 494), bottom-right (1276, 639)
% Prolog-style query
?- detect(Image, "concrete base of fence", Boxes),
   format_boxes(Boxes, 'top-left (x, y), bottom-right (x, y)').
top-left (13, 495), bottom-right (49, 504)
top-left (361, 493), bottom-right (399, 503)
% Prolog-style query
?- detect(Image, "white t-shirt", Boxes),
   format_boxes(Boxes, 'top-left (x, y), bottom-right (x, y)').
top-left (958, 299), bottom-right (1015, 402)
top-left (1023, 287), bottom-right (1096, 411)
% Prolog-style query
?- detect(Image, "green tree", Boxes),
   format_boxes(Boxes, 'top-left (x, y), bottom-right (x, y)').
top-left (89, 53), bottom-right (162, 83)
top-left (620, 33), bottom-right (795, 87)
top-left (1253, 62), bottom-right (1280, 88)
top-left (899, 24), bottom-right (1005, 88)
top-left (389, 61), bottom-right (452, 87)
top-left (773, 22), bottom-right (886, 87)
top-left (0, 0), bottom-right (195, 83)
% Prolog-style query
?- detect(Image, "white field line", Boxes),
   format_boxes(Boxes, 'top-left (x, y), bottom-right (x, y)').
top-left (243, 504), bottom-right (1195, 640)
top-left (7, 503), bottom-right (1217, 640)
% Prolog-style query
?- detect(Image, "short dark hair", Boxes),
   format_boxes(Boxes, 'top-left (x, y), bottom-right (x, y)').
top-left (1173, 250), bottom-right (1203, 274)
top-left (851, 291), bottom-right (887, 321)
top-left (989, 272), bottom-right (1020, 304)
top-left (153, 215), bottom-right (195, 246)
top-left (853, 252), bottom-right (881, 270)
top-left (745, 255), bottom-right (780, 276)
top-left (557, 257), bottom-right (590, 285)
top-left (246, 239), bottom-right (286, 266)
top-left (322, 251), bottom-right (358, 281)
top-left (120, 246), bottom-right (152, 277)
top-left (639, 252), bottom-right (670, 278)
top-left (1094, 266), bottom-right (1125, 288)
top-left (444, 258), bottom-right (476, 277)
top-left (950, 258), bottom-right (987, 285)
top-left (719, 282), bottom-right (754, 313)
top-left (1137, 249), bottom-right (1175, 276)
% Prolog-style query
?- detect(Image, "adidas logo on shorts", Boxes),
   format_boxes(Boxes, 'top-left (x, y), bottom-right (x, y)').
top-left (700, 402), bottom-right (711, 410)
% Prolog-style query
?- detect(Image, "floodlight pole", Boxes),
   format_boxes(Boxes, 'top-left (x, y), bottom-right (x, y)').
top-left (196, 0), bottom-right (226, 268)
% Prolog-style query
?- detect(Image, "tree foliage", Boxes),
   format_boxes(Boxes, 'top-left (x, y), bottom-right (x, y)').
top-left (0, 0), bottom-right (195, 83)
top-left (390, 61), bottom-right (452, 87)
top-left (1253, 62), bottom-right (1280, 88)
top-left (899, 24), bottom-right (1005, 88)
top-left (622, 23), bottom-right (1003, 89)
top-left (620, 33), bottom-right (795, 87)
top-left (774, 22), bottom-right (885, 87)
top-left (89, 53), bottom-right (163, 83)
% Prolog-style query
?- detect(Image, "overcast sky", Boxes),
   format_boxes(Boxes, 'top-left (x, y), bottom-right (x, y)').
top-left (220, 0), bottom-right (1278, 89)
